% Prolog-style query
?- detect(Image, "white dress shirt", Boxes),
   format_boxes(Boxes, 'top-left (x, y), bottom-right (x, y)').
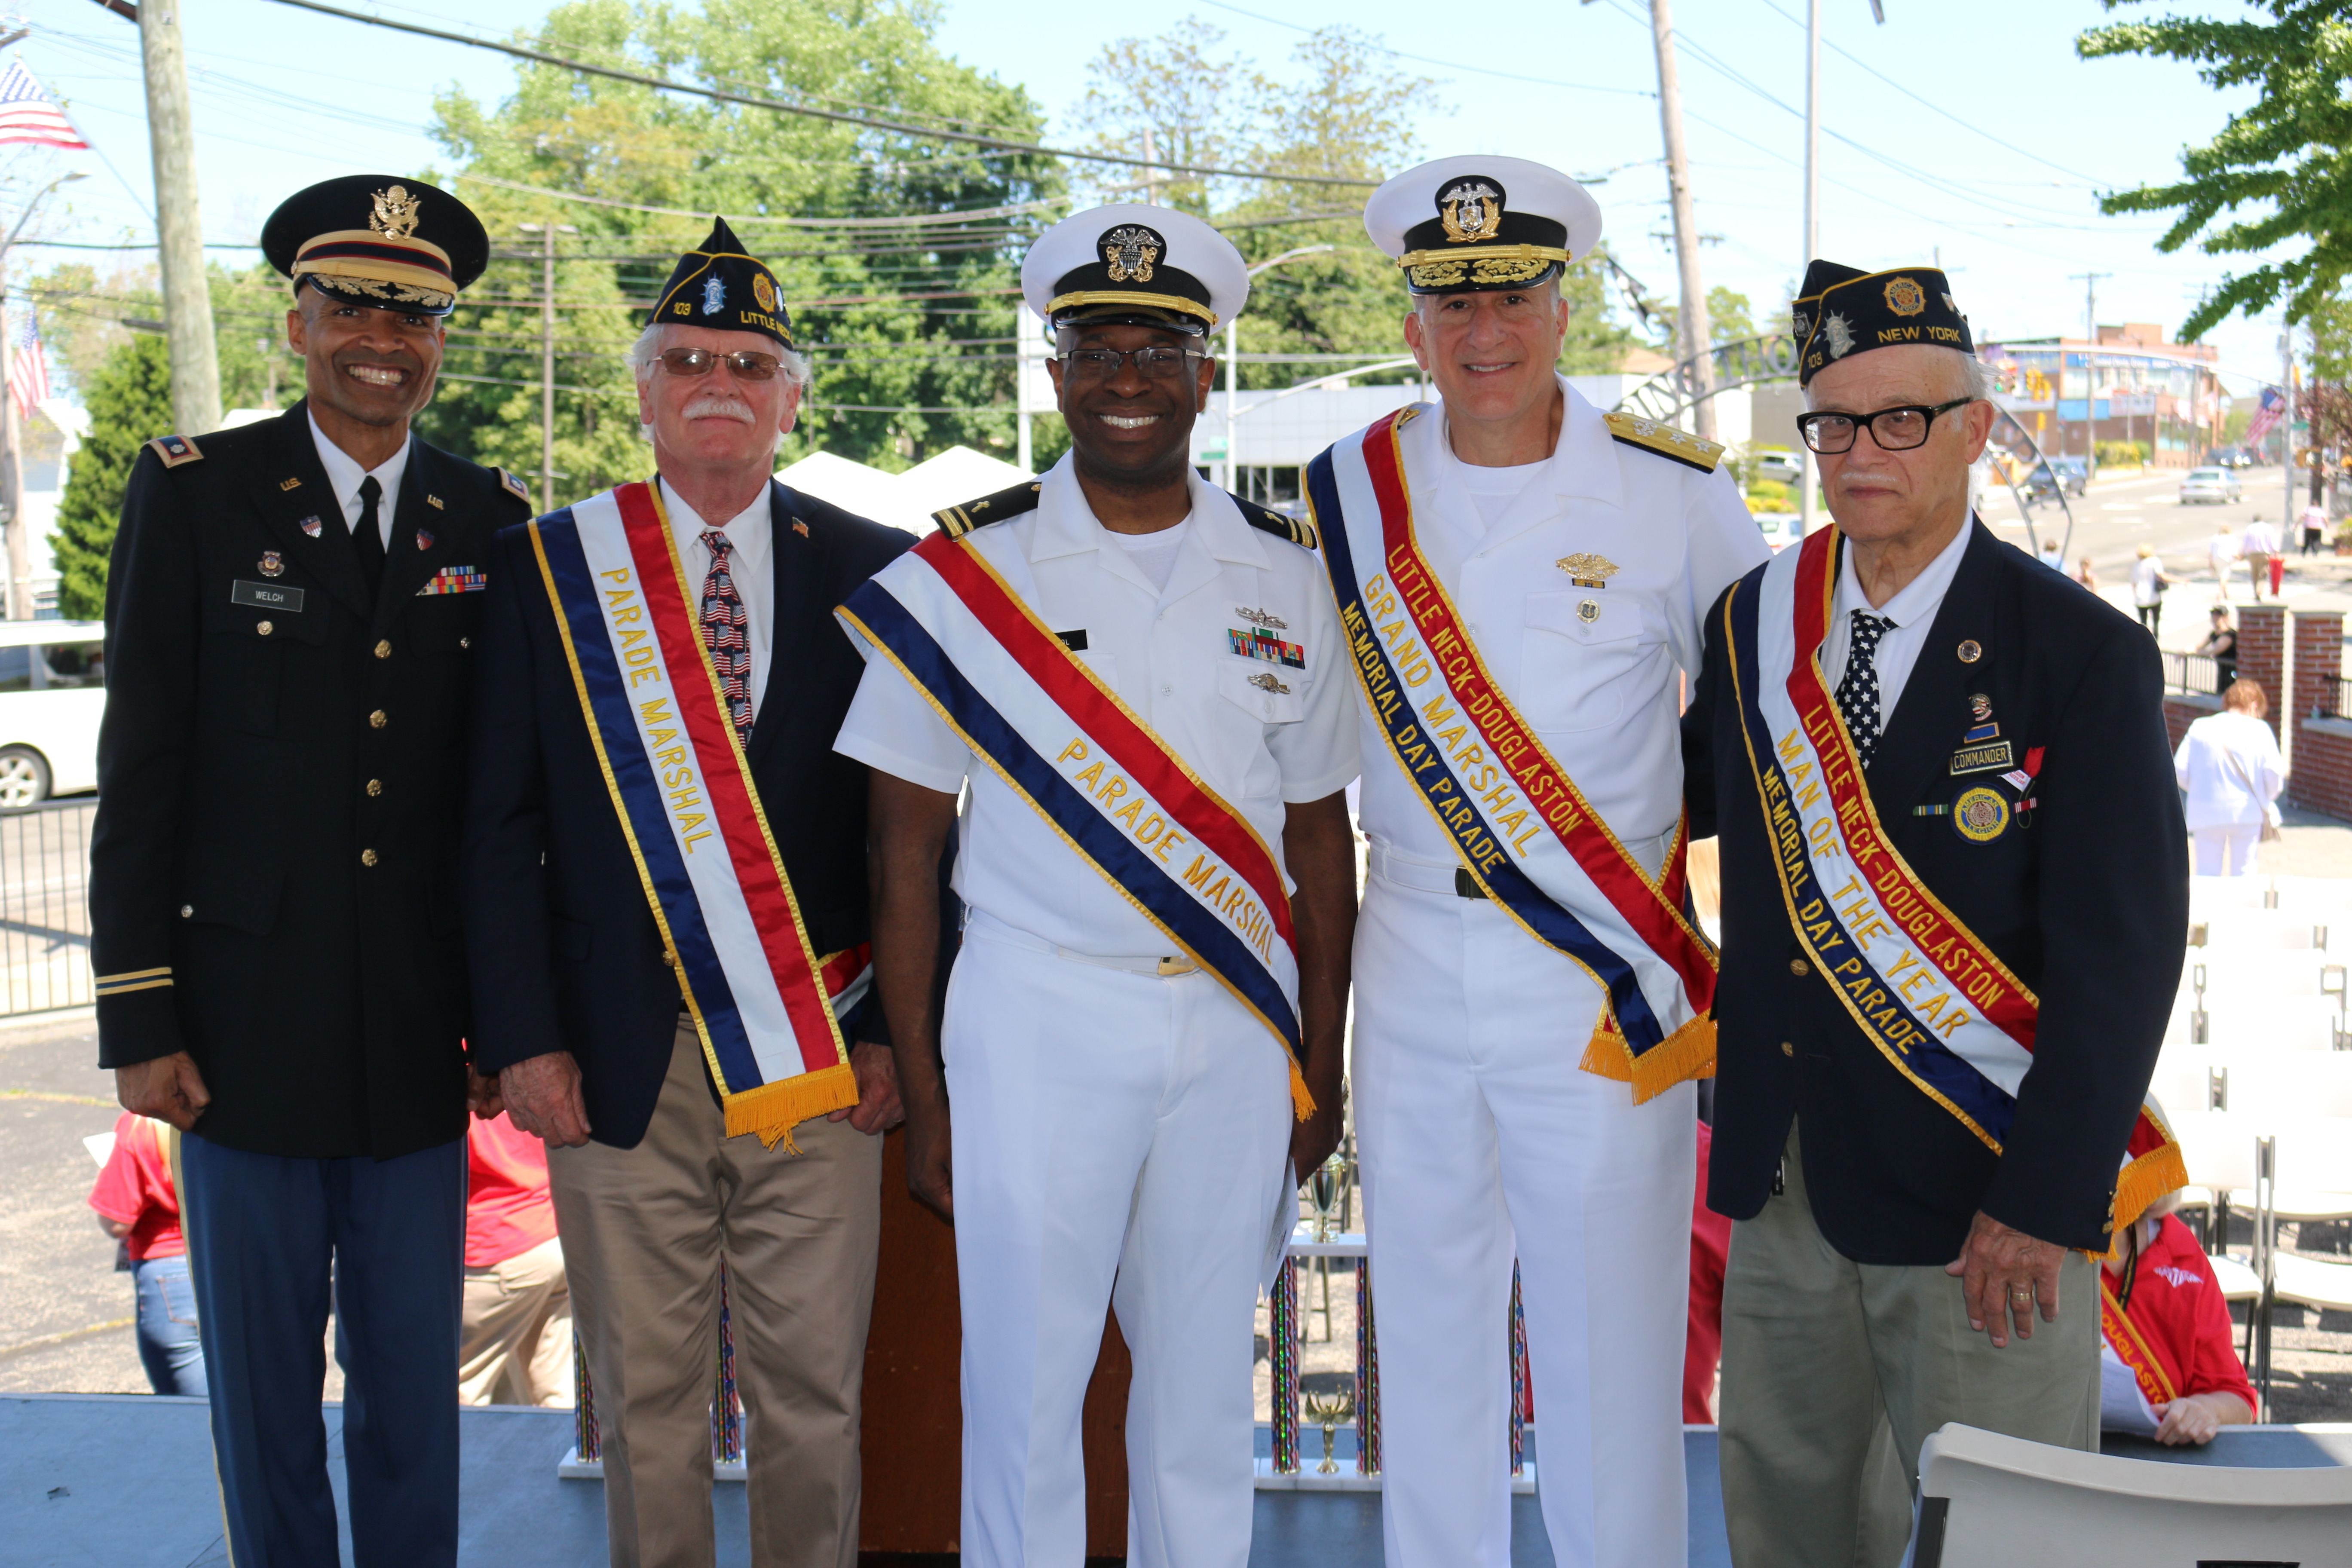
top-left (836, 456), bottom-right (1359, 957)
top-left (1820, 517), bottom-right (1973, 730)
top-left (2174, 710), bottom-right (2284, 831)
top-left (660, 476), bottom-right (773, 723)
top-left (308, 411), bottom-right (409, 549)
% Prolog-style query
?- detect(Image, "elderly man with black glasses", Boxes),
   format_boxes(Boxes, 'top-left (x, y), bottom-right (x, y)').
top-left (462, 217), bottom-right (914, 1568)
top-left (1680, 261), bottom-right (2187, 1567)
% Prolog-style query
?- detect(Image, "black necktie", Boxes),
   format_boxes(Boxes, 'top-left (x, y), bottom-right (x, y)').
top-left (1836, 610), bottom-right (1891, 768)
top-left (355, 475), bottom-right (386, 597)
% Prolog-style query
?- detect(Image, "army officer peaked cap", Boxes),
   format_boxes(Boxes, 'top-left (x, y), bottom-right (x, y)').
top-left (1365, 155), bottom-right (1602, 294)
top-left (1022, 203), bottom-right (1248, 336)
top-left (651, 216), bottom-right (794, 351)
top-left (1792, 258), bottom-right (1975, 387)
top-left (262, 175), bottom-right (489, 316)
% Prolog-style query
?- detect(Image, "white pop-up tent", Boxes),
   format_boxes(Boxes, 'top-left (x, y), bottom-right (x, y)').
top-left (778, 445), bottom-right (1031, 535)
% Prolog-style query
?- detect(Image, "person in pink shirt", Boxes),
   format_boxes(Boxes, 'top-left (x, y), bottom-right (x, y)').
top-left (88, 1111), bottom-right (205, 1396)
top-left (460, 1112), bottom-right (572, 1406)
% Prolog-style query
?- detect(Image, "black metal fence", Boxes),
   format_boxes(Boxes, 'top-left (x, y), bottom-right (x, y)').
top-left (2328, 677), bottom-right (2352, 721)
top-left (0, 797), bottom-right (95, 1016)
top-left (2164, 652), bottom-right (2223, 697)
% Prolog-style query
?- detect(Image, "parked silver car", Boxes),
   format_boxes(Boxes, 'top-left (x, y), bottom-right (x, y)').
top-left (2179, 466), bottom-right (2243, 505)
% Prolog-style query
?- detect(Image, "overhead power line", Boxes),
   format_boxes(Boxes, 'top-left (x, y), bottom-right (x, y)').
top-left (455, 172), bottom-right (1063, 229)
top-left (263, 0), bottom-right (1380, 189)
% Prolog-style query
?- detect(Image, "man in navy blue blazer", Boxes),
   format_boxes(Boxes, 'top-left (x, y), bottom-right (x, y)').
top-left (461, 220), bottom-right (913, 1568)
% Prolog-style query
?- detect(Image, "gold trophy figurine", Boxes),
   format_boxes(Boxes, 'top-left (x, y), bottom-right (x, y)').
top-left (1302, 1386), bottom-right (1356, 1475)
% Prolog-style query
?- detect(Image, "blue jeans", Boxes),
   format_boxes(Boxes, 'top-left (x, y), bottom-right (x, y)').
top-left (132, 1253), bottom-right (207, 1396)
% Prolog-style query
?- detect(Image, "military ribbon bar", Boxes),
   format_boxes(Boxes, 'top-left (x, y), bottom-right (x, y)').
top-left (1308, 409), bottom-right (1718, 1099)
top-left (1724, 525), bottom-right (2182, 1224)
top-left (528, 480), bottom-right (858, 1147)
top-left (838, 530), bottom-right (1314, 1120)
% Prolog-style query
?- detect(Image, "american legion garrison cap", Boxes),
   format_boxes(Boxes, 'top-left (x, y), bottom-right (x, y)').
top-left (650, 216), bottom-right (794, 351)
top-left (1364, 155), bottom-right (1603, 294)
top-left (1792, 259), bottom-right (1975, 387)
top-left (1021, 203), bottom-right (1250, 337)
top-left (260, 175), bottom-right (489, 317)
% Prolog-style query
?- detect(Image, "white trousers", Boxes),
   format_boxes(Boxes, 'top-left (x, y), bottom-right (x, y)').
top-left (946, 915), bottom-right (1293, 1568)
top-left (1354, 872), bottom-right (1695, 1568)
top-left (2193, 822), bottom-right (2261, 876)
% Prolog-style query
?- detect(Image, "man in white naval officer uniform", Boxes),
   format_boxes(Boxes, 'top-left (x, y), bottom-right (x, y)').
top-left (835, 205), bottom-right (1360, 1568)
top-left (1315, 156), bottom-right (1769, 1568)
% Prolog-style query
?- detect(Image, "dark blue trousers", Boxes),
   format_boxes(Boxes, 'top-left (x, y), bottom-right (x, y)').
top-left (177, 1131), bottom-right (466, 1568)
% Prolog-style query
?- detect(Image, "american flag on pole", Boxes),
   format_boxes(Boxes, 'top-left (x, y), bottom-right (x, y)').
top-left (0, 60), bottom-right (88, 152)
top-left (9, 312), bottom-right (49, 421)
top-left (2247, 384), bottom-right (2289, 447)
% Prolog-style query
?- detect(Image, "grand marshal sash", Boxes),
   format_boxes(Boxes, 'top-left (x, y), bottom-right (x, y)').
top-left (1724, 524), bottom-right (2184, 1227)
top-left (2099, 1274), bottom-right (2178, 1409)
top-left (837, 530), bottom-right (1314, 1119)
top-left (1307, 408), bottom-right (1718, 1100)
top-left (529, 480), bottom-right (860, 1147)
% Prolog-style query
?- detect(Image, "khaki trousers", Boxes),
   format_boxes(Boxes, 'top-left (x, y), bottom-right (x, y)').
top-left (1717, 1124), bottom-right (2098, 1568)
top-left (549, 1024), bottom-right (882, 1568)
top-left (459, 1235), bottom-right (574, 1406)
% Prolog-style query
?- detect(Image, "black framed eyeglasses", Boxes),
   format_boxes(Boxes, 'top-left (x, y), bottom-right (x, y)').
top-left (1055, 346), bottom-right (1209, 380)
top-left (658, 346), bottom-right (783, 382)
top-left (1796, 397), bottom-right (1974, 454)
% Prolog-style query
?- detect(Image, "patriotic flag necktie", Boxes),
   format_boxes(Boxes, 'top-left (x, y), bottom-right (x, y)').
top-left (698, 529), bottom-right (754, 736)
top-left (1836, 609), bottom-right (1891, 769)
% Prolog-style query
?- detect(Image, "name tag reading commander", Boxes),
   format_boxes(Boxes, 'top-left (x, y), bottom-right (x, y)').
top-left (460, 216), bottom-right (914, 1568)
top-left (1680, 259), bottom-right (2188, 1568)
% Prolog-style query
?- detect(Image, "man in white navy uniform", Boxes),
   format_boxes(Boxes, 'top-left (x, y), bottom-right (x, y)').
top-left (1327, 157), bottom-right (1769, 1568)
top-left (836, 205), bottom-right (1360, 1568)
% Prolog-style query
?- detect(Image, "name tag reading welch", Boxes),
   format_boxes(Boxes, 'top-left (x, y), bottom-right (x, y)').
top-left (231, 579), bottom-right (304, 612)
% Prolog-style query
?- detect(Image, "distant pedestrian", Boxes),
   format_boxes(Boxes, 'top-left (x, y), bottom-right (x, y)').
top-left (2195, 607), bottom-right (2238, 690)
top-left (2038, 539), bottom-right (2063, 570)
top-left (2208, 523), bottom-right (2240, 602)
top-left (2174, 678), bottom-right (2283, 877)
top-left (2300, 501), bottom-right (2327, 557)
top-left (2130, 543), bottom-right (2168, 635)
top-left (87, 1111), bottom-right (205, 1396)
top-left (2074, 556), bottom-right (2098, 590)
top-left (2242, 515), bottom-right (2281, 601)
top-left (458, 1113), bottom-right (572, 1407)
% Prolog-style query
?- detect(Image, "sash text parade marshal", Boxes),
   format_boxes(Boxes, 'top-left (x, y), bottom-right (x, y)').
top-left (89, 176), bottom-right (528, 1568)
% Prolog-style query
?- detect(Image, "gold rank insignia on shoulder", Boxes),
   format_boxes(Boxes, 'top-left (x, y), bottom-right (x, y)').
top-left (1556, 552), bottom-right (1619, 589)
top-left (497, 468), bottom-right (532, 505)
top-left (935, 480), bottom-right (1044, 539)
top-left (1602, 410), bottom-right (1726, 474)
top-left (1248, 672), bottom-right (1290, 695)
top-left (147, 434), bottom-right (205, 468)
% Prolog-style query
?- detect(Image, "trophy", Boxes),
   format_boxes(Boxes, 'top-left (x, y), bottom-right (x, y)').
top-left (1302, 1384), bottom-right (1356, 1475)
top-left (1308, 1151), bottom-right (1347, 1242)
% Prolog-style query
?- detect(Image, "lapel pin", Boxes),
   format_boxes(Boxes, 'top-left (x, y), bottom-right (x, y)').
top-left (426, 494), bottom-right (445, 511)
top-left (1957, 639), bottom-right (1983, 663)
top-left (792, 520), bottom-right (809, 537)
top-left (279, 477), bottom-right (301, 491)
top-left (299, 515), bottom-right (324, 538)
top-left (416, 529), bottom-right (435, 551)
top-left (258, 551), bottom-right (284, 577)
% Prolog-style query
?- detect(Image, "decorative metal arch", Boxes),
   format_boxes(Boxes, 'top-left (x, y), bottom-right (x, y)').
top-left (1608, 335), bottom-right (2076, 560)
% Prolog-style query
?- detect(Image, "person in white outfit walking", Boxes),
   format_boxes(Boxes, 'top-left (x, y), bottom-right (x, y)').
top-left (2175, 677), bottom-right (2284, 876)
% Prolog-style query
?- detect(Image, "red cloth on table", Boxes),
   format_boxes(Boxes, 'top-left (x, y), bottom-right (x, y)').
top-left (1685, 1119), bottom-right (1733, 1423)
top-left (87, 1112), bottom-right (184, 1262)
top-left (2105, 1213), bottom-right (2256, 1415)
top-left (466, 1112), bottom-right (559, 1269)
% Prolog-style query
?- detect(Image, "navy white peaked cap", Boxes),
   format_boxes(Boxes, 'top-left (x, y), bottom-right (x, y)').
top-left (1022, 203), bottom-right (1249, 335)
top-left (1365, 155), bottom-right (1602, 294)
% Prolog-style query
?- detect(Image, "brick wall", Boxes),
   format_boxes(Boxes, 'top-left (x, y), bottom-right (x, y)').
top-left (2165, 692), bottom-right (2222, 749)
top-left (2234, 603), bottom-right (2288, 743)
top-left (2290, 609), bottom-right (2352, 817)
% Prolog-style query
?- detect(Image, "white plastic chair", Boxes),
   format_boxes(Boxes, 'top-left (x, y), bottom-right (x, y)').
top-left (2177, 951), bottom-right (2343, 1002)
top-left (1907, 1423), bottom-right (2352, 1568)
top-left (2190, 913), bottom-right (2331, 952)
top-left (2187, 875), bottom-right (2279, 917)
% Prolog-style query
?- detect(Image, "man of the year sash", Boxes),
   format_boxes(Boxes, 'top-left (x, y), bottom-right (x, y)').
top-left (1307, 408), bottom-right (1719, 1101)
top-left (1724, 524), bottom-right (2184, 1228)
top-left (529, 479), bottom-right (861, 1147)
top-left (837, 530), bottom-right (1315, 1120)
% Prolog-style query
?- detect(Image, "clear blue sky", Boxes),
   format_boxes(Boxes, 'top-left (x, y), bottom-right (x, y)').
top-left (3, 0), bottom-right (2291, 390)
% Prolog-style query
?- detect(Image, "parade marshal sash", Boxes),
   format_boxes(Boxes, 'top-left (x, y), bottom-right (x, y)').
top-left (1307, 409), bottom-right (1718, 1100)
top-left (1724, 526), bottom-right (2184, 1227)
top-left (529, 480), bottom-right (859, 1147)
top-left (837, 531), bottom-right (1314, 1119)
top-left (2100, 1274), bottom-right (2178, 1409)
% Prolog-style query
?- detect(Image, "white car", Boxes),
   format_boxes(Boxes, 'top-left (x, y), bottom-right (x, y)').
top-left (1752, 510), bottom-right (1804, 553)
top-left (2179, 467), bottom-right (2244, 505)
top-left (0, 621), bottom-right (104, 807)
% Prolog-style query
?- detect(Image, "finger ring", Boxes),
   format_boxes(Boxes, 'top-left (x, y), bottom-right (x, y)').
top-left (2010, 1286), bottom-right (2032, 1301)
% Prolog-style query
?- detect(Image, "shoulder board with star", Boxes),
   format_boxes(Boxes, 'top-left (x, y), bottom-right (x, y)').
top-left (933, 480), bottom-right (1042, 539)
top-left (1602, 411), bottom-right (1725, 474)
top-left (145, 434), bottom-right (204, 468)
top-left (495, 468), bottom-right (532, 507)
top-left (1226, 491), bottom-right (1319, 552)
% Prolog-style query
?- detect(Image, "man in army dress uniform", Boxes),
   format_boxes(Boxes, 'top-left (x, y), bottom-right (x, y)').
top-left (91, 175), bottom-right (527, 1568)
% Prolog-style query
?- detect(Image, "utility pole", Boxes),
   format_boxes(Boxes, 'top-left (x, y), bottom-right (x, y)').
top-left (1222, 244), bottom-right (1334, 497)
top-left (137, 0), bottom-right (220, 435)
top-left (520, 222), bottom-right (575, 504)
top-left (2071, 270), bottom-right (2108, 462)
top-left (1015, 306), bottom-right (1045, 474)
top-left (2283, 324), bottom-right (2299, 524)
top-left (1799, 0), bottom-right (1822, 536)
top-left (1650, 0), bottom-right (1715, 442)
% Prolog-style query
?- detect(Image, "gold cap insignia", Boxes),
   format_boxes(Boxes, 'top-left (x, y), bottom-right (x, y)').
top-left (1103, 225), bottom-right (1161, 284)
top-left (370, 184), bottom-right (422, 242)
top-left (1439, 178), bottom-right (1503, 244)
top-left (1248, 672), bottom-right (1291, 695)
top-left (1556, 552), bottom-right (1621, 587)
top-left (753, 273), bottom-right (778, 314)
top-left (1883, 276), bottom-right (1926, 317)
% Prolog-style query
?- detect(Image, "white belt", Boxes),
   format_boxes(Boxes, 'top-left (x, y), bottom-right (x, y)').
top-left (963, 910), bottom-right (1200, 977)
top-left (1367, 830), bottom-right (1679, 898)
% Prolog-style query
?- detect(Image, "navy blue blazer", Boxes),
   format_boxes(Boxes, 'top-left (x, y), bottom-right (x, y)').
top-left (461, 479), bottom-right (913, 1149)
top-left (1682, 521), bottom-right (2187, 1262)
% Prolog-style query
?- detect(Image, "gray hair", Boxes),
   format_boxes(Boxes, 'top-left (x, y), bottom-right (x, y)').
top-left (627, 322), bottom-right (811, 393)
top-left (1807, 345), bottom-right (1991, 408)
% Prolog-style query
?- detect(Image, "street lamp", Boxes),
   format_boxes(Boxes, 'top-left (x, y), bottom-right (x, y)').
top-left (0, 170), bottom-right (86, 620)
top-left (1225, 244), bottom-right (1336, 496)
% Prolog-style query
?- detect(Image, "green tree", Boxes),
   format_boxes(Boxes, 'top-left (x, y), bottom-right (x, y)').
top-left (2079, 3), bottom-right (2352, 338)
top-left (1649, 284), bottom-right (1756, 357)
top-left (54, 334), bottom-right (172, 621)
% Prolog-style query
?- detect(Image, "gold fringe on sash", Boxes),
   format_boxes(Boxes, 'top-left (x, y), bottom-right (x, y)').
top-left (2113, 1139), bottom-right (2190, 1237)
top-left (1578, 1005), bottom-right (1718, 1104)
top-left (724, 1061), bottom-right (860, 1152)
top-left (1289, 1061), bottom-right (1317, 1122)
